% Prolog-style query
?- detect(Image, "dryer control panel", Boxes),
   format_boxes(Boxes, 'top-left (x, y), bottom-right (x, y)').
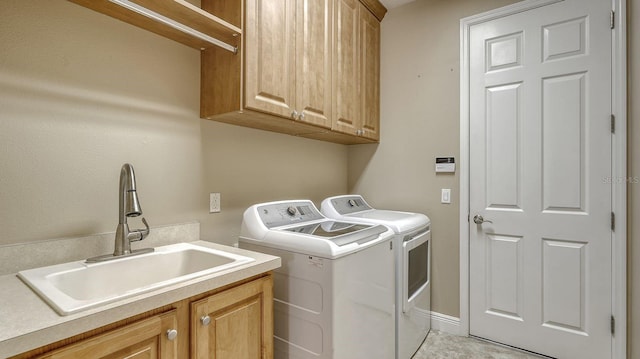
top-left (257, 201), bottom-right (324, 228)
top-left (329, 195), bottom-right (372, 215)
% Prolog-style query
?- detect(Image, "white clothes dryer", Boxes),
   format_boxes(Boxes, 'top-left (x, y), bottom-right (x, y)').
top-left (238, 200), bottom-right (395, 359)
top-left (321, 195), bottom-right (431, 359)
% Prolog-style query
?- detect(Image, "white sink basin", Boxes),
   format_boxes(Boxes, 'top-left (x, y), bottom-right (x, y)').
top-left (17, 242), bottom-right (254, 315)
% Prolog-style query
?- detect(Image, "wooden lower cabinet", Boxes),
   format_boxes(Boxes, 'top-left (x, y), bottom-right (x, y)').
top-left (11, 274), bottom-right (273, 359)
top-left (37, 311), bottom-right (179, 359)
top-left (191, 275), bottom-right (273, 359)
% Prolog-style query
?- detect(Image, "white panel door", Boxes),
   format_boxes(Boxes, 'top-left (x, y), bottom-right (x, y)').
top-left (468, 1), bottom-right (612, 358)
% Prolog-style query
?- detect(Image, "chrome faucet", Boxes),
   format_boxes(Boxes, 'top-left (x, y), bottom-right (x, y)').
top-left (87, 163), bottom-right (153, 263)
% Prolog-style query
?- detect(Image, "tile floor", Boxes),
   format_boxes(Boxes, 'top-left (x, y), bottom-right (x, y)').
top-left (412, 330), bottom-right (545, 359)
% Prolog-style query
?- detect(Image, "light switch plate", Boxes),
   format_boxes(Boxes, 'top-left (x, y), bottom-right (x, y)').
top-left (441, 189), bottom-right (451, 204)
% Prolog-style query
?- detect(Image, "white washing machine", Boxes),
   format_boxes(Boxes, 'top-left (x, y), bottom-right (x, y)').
top-left (238, 200), bottom-right (395, 359)
top-left (321, 195), bottom-right (431, 359)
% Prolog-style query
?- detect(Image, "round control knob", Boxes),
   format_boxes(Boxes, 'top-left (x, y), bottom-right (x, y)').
top-left (166, 329), bottom-right (178, 341)
top-left (201, 315), bottom-right (211, 326)
top-left (348, 199), bottom-right (357, 207)
top-left (287, 206), bottom-right (297, 216)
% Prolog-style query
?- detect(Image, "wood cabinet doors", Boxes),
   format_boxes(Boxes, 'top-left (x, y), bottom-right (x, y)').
top-left (333, 0), bottom-right (360, 136)
top-left (244, 0), bottom-right (296, 120)
top-left (295, 0), bottom-right (333, 128)
top-left (244, 0), bottom-right (332, 129)
top-left (333, 0), bottom-right (380, 140)
top-left (38, 311), bottom-right (179, 359)
top-left (191, 276), bottom-right (273, 359)
top-left (359, 4), bottom-right (380, 141)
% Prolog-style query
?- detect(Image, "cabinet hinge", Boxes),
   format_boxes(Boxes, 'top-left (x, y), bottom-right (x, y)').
top-left (611, 114), bottom-right (615, 133)
top-left (611, 212), bottom-right (615, 231)
top-left (611, 315), bottom-right (615, 335)
top-left (610, 10), bottom-right (615, 29)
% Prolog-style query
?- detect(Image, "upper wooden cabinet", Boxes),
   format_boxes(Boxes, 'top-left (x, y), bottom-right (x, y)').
top-left (295, 0), bottom-right (334, 128)
top-left (359, 2), bottom-right (381, 141)
top-left (242, 0), bottom-right (332, 129)
top-left (201, 0), bottom-right (385, 144)
top-left (333, 0), bottom-right (381, 141)
top-left (333, 0), bottom-right (360, 137)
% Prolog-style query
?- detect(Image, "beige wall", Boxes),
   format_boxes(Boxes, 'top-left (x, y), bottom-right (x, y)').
top-left (628, 0), bottom-right (639, 357)
top-left (349, 0), bottom-right (519, 317)
top-left (0, 0), bottom-right (348, 247)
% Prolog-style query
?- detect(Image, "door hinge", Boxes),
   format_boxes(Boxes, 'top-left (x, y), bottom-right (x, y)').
top-left (611, 114), bottom-right (615, 133)
top-left (611, 315), bottom-right (615, 335)
top-left (610, 10), bottom-right (615, 29)
top-left (611, 212), bottom-right (615, 231)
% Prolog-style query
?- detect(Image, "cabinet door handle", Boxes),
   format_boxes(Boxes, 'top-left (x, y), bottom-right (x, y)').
top-left (201, 315), bottom-right (211, 326)
top-left (166, 329), bottom-right (178, 341)
top-left (298, 112), bottom-right (305, 121)
top-left (291, 110), bottom-right (299, 120)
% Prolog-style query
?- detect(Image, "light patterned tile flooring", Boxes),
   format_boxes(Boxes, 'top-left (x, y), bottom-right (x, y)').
top-left (412, 330), bottom-right (545, 359)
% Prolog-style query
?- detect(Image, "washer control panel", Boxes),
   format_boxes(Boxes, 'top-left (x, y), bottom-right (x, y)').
top-left (257, 201), bottom-right (324, 228)
top-left (330, 196), bottom-right (372, 215)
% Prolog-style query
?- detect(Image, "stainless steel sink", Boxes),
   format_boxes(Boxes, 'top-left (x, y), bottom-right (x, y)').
top-left (17, 242), bottom-right (254, 315)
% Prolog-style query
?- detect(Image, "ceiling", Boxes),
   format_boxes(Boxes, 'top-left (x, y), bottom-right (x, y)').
top-left (380, 0), bottom-right (415, 10)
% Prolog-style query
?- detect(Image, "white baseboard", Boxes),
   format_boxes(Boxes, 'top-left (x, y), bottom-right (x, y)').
top-left (430, 311), bottom-right (462, 336)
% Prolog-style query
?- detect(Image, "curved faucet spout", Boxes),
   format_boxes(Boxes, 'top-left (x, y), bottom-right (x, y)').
top-left (120, 163), bottom-right (142, 221)
top-left (86, 164), bottom-right (153, 263)
top-left (115, 164), bottom-right (150, 256)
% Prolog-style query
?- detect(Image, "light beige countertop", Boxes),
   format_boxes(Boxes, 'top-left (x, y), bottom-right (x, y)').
top-left (0, 240), bottom-right (280, 358)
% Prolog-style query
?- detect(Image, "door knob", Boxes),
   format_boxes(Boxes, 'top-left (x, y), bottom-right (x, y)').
top-left (473, 215), bottom-right (493, 224)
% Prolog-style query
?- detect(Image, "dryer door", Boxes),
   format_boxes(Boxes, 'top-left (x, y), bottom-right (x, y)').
top-left (402, 229), bottom-right (430, 313)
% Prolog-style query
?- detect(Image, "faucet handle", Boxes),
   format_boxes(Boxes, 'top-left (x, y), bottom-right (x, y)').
top-left (130, 217), bottom-right (150, 242)
top-left (141, 217), bottom-right (150, 235)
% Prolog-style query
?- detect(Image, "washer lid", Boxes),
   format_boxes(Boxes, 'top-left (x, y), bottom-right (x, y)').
top-left (282, 221), bottom-right (388, 246)
top-left (321, 195), bottom-right (430, 234)
top-left (348, 210), bottom-right (430, 233)
top-left (349, 209), bottom-right (415, 221)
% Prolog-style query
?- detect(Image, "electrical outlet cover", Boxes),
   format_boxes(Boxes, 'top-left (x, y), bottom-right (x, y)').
top-left (209, 193), bottom-right (221, 213)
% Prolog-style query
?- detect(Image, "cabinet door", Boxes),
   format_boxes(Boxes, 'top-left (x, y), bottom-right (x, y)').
top-left (295, 0), bottom-right (333, 128)
top-left (359, 4), bottom-right (380, 141)
top-left (244, 0), bottom-right (296, 119)
top-left (332, 0), bottom-right (361, 135)
top-left (192, 276), bottom-right (273, 359)
top-left (39, 311), bottom-right (179, 359)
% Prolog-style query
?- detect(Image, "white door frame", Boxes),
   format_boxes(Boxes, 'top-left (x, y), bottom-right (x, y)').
top-left (459, 1), bottom-right (627, 358)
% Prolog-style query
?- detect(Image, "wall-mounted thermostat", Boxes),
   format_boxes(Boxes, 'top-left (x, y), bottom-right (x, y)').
top-left (435, 157), bottom-right (455, 173)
